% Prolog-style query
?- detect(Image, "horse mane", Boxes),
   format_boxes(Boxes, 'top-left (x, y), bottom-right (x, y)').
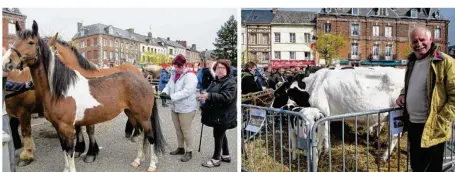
top-left (53, 38), bottom-right (98, 71)
top-left (18, 29), bottom-right (78, 99)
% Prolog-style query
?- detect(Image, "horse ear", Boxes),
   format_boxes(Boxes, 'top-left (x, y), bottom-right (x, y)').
top-left (48, 33), bottom-right (58, 46)
top-left (32, 20), bottom-right (38, 37)
top-left (15, 21), bottom-right (21, 36)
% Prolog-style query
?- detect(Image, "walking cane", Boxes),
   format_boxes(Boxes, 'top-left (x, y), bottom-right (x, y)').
top-left (198, 124), bottom-right (204, 152)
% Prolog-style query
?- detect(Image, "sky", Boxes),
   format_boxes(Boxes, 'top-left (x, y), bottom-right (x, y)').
top-left (20, 8), bottom-right (237, 51)
top-left (243, 8), bottom-right (455, 45)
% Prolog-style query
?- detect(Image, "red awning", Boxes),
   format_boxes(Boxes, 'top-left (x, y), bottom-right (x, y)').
top-left (270, 60), bottom-right (315, 68)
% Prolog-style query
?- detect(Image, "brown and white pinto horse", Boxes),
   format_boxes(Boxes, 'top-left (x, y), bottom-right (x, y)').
top-left (3, 20), bottom-right (165, 172)
top-left (46, 34), bottom-right (144, 142)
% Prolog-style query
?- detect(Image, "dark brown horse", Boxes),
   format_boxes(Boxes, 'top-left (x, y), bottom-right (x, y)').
top-left (46, 34), bottom-right (144, 142)
top-left (4, 67), bottom-right (44, 166)
top-left (3, 20), bottom-right (165, 172)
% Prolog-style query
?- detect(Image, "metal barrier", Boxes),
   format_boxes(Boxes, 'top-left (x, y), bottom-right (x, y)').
top-left (309, 107), bottom-right (455, 172)
top-left (242, 104), bottom-right (312, 172)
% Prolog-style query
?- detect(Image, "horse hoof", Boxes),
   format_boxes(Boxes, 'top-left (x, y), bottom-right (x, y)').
top-left (75, 152), bottom-right (83, 158)
top-left (84, 155), bottom-right (96, 163)
top-left (130, 161), bottom-right (140, 168)
top-left (17, 159), bottom-right (33, 166)
top-left (131, 136), bottom-right (138, 142)
top-left (147, 167), bottom-right (156, 172)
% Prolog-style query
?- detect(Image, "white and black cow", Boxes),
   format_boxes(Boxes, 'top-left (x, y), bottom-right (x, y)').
top-left (272, 66), bottom-right (406, 163)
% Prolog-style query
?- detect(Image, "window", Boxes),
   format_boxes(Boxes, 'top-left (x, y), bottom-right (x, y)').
top-left (385, 44), bottom-right (392, 58)
top-left (411, 9), bottom-right (417, 18)
top-left (373, 44), bottom-right (379, 60)
top-left (115, 40), bottom-right (118, 47)
top-left (121, 43), bottom-right (123, 48)
top-left (290, 51), bottom-right (296, 60)
top-left (8, 23), bottom-right (16, 35)
top-left (262, 33), bottom-right (268, 45)
top-left (110, 52), bottom-right (114, 60)
top-left (290, 33), bottom-right (296, 43)
top-left (325, 8), bottom-right (331, 13)
top-left (372, 26), bottom-right (379, 37)
top-left (377, 8), bottom-right (387, 16)
top-left (252, 16), bottom-right (258, 20)
top-left (385, 26), bottom-right (392, 37)
top-left (103, 39), bottom-right (107, 46)
top-left (262, 52), bottom-right (269, 61)
top-left (275, 32), bottom-right (281, 43)
top-left (434, 28), bottom-right (441, 39)
top-left (110, 40), bottom-right (113, 47)
top-left (304, 52), bottom-right (311, 60)
top-left (324, 23), bottom-right (331, 33)
top-left (275, 51), bottom-right (281, 60)
top-left (352, 8), bottom-right (359, 15)
top-left (170, 49), bottom-right (174, 55)
top-left (249, 34), bottom-right (257, 44)
top-left (351, 24), bottom-right (360, 36)
top-left (351, 43), bottom-right (359, 58)
top-left (302, 33), bottom-right (311, 44)
top-left (142, 46), bottom-right (145, 52)
top-left (103, 51), bottom-right (107, 60)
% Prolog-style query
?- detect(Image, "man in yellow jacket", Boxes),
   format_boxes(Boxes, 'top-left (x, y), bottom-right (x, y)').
top-left (396, 26), bottom-right (455, 172)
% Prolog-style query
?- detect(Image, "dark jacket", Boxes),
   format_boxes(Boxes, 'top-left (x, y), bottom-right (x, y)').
top-left (241, 69), bottom-right (261, 95)
top-left (197, 67), bottom-right (215, 90)
top-left (201, 75), bottom-right (237, 129)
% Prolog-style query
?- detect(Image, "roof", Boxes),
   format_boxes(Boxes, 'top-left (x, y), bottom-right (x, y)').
top-left (200, 50), bottom-right (216, 58)
top-left (318, 8), bottom-right (446, 20)
top-left (449, 45), bottom-right (455, 49)
top-left (133, 33), bottom-right (163, 47)
top-left (272, 11), bottom-right (316, 24)
top-left (2, 8), bottom-right (26, 17)
top-left (72, 23), bottom-right (141, 41)
top-left (157, 37), bottom-right (186, 49)
top-left (241, 10), bottom-right (275, 24)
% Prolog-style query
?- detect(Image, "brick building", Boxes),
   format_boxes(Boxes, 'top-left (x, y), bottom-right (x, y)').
top-left (2, 8), bottom-right (27, 49)
top-left (317, 8), bottom-right (449, 66)
top-left (72, 22), bottom-right (141, 67)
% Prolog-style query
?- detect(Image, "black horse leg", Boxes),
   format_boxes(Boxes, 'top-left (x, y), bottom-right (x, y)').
top-left (125, 118), bottom-right (134, 138)
top-left (74, 126), bottom-right (86, 158)
top-left (9, 117), bottom-right (22, 149)
top-left (84, 124), bottom-right (99, 163)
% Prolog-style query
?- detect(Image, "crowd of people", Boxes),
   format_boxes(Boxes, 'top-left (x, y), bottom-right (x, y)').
top-left (159, 54), bottom-right (237, 167)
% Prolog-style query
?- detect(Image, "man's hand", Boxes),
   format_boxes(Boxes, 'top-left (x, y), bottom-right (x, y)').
top-left (396, 95), bottom-right (405, 106)
top-left (160, 92), bottom-right (171, 100)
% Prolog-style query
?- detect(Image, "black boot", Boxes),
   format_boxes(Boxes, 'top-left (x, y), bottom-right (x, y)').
top-left (170, 147), bottom-right (185, 155)
top-left (181, 151), bottom-right (192, 162)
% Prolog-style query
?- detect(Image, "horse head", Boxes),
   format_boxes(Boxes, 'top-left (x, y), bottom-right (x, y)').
top-left (3, 20), bottom-right (41, 72)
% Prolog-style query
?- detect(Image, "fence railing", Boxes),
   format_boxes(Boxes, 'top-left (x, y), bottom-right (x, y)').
top-left (242, 104), bottom-right (455, 172)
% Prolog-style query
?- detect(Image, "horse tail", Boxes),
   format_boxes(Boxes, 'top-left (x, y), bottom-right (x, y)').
top-left (151, 97), bottom-right (166, 155)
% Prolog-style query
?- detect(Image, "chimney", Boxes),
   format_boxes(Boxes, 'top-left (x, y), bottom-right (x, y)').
top-left (126, 28), bottom-right (134, 34)
top-left (77, 22), bottom-right (83, 32)
top-left (167, 37), bottom-right (170, 41)
top-left (191, 44), bottom-right (196, 51)
top-left (272, 8), bottom-right (278, 14)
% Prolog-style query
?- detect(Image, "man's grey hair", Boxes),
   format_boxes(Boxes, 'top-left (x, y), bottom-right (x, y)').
top-left (409, 26), bottom-right (432, 42)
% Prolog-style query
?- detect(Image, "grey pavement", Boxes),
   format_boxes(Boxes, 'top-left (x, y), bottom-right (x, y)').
top-left (15, 99), bottom-right (237, 172)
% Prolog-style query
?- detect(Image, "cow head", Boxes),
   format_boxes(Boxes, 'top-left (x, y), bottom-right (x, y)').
top-left (271, 81), bottom-right (291, 108)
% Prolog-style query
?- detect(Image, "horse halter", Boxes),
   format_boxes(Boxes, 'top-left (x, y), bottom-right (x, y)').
top-left (9, 44), bottom-right (40, 68)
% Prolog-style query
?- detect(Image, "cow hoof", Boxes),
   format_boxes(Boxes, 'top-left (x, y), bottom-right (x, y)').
top-left (131, 136), bottom-right (139, 142)
top-left (147, 167), bottom-right (156, 172)
top-left (84, 155), bottom-right (97, 163)
top-left (17, 159), bottom-right (33, 166)
top-left (131, 161), bottom-right (140, 168)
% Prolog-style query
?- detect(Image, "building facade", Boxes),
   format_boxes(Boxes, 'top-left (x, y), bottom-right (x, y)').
top-left (72, 23), bottom-right (142, 67)
top-left (136, 32), bottom-right (167, 59)
top-left (158, 37), bottom-right (186, 58)
top-left (271, 10), bottom-right (317, 68)
top-left (317, 8), bottom-right (449, 66)
top-left (2, 8), bottom-right (27, 49)
top-left (241, 9), bottom-right (275, 67)
top-left (176, 40), bottom-right (200, 64)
